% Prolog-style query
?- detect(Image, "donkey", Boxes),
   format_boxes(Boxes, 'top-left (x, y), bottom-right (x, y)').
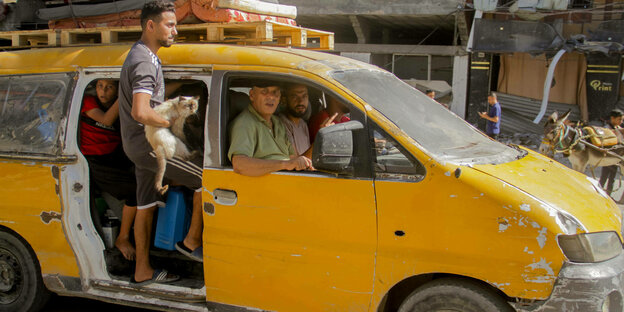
top-left (539, 110), bottom-right (624, 174)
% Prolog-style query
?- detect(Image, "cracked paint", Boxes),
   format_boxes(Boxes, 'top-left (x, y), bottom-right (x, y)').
top-left (523, 258), bottom-right (555, 284)
top-left (40, 211), bottom-right (62, 224)
top-left (536, 227), bottom-right (547, 249)
top-left (540, 203), bottom-right (585, 234)
top-left (518, 217), bottom-right (527, 227)
top-left (492, 282), bottom-right (511, 290)
top-left (498, 217), bottom-right (510, 232)
top-left (520, 204), bottom-right (531, 212)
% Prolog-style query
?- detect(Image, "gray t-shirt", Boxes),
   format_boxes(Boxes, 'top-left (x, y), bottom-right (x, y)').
top-left (119, 40), bottom-right (165, 157)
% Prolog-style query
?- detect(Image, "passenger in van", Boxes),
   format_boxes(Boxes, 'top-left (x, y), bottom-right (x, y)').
top-left (278, 83), bottom-right (312, 157)
top-left (118, 1), bottom-right (203, 285)
top-left (308, 95), bottom-right (351, 143)
top-left (80, 79), bottom-right (137, 261)
top-left (228, 80), bottom-right (313, 176)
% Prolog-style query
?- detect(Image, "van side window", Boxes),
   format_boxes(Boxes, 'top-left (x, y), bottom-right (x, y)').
top-left (371, 125), bottom-right (425, 182)
top-left (0, 74), bottom-right (72, 155)
top-left (222, 76), bottom-right (371, 178)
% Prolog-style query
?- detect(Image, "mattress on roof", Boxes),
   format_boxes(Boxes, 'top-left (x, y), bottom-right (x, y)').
top-left (46, 0), bottom-right (296, 29)
top-left (38, 0), bottom-right (296, 21)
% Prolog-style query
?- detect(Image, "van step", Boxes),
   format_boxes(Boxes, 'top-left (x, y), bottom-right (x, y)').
top-left (0, 21), bottom-right (334, 50)
top-left (91, 278), bottom-right (206, 303)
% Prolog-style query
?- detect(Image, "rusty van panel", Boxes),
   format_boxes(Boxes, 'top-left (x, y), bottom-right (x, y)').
top-left (0, 160), bottom-right (79, 277)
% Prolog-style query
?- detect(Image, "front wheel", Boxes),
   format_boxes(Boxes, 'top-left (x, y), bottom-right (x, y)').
top-left (398, 278), bottom-right (514, 312)
top-left (0, 230), bottom-right (50, 312)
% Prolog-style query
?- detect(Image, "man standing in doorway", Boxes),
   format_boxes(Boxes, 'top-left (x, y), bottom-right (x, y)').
top-left (119, 0), bottom-right (204, 286)
top-left (478, 92), bottom-right (501, 140)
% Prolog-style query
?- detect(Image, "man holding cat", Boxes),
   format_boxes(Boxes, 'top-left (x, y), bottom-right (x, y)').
top-left (119, 1), bottom-right (204, 285)
top-left (229, 80), bottom-right (313, 176)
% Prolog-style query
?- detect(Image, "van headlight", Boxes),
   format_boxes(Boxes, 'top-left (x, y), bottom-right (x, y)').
top-left (557, 231), bottom-right (622, 263)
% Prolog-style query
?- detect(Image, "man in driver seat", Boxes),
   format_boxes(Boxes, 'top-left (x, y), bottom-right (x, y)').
top-left (228, 80), bottom-right (313, 176)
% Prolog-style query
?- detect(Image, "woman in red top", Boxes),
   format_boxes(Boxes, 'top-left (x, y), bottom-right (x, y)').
top-left (80, 79), bottom-right (137, 261)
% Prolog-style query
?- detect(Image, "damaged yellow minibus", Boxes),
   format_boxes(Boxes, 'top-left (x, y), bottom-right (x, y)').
top-left (0, 43), bottom-right (622, 312)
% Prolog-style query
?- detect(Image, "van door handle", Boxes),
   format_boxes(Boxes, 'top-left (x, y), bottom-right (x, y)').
top-left (213, 189), bottom-right (237, 206)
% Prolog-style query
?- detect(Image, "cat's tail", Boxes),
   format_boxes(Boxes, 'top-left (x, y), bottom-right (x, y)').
top-left (154, 146), bottom-right (169, 195)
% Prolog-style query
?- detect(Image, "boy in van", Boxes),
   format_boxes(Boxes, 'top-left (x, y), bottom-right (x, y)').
top-left (80, 79), bottom-right (137, 261)
top-left (308, 95), bottom-right (350, 142)
top-left (118, 1), bottom-right (204, 285)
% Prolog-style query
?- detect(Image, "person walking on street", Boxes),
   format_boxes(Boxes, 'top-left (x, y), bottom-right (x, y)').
top-left (600, 109), bottom-right (624, 196)
top-left (478, 92), bottom-right (501, 140)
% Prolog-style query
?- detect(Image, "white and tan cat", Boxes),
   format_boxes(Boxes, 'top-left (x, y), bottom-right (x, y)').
top-left (145, 95), bottom-right (199, 195)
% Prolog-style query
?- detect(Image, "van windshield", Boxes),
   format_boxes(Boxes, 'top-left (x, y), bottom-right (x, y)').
top-left (331, 69), bottom-right (525, 164)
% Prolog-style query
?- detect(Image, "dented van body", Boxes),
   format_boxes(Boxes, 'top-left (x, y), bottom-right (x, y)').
top-left (0, 44), bottom-right (621, 312)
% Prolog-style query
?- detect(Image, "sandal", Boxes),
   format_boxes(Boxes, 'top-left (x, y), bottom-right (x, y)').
top-left (175, 241), bottom-right (203, 263)
top-left (130, 268), bottom-right (179, 286)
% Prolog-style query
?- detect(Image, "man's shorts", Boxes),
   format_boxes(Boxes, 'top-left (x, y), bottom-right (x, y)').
top-left (127, 151), bottom-right (203, 209)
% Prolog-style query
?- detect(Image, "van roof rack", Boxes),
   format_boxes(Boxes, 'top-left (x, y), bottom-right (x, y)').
top-left (0, 21), bottom-right (334, 51)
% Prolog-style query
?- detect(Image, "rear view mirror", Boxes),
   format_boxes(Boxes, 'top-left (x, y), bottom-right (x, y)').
top-left (312, 120), bottom-right (364, 173)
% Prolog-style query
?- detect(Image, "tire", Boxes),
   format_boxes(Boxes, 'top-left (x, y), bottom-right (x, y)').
top-left (0, 230), bottom-right (50, 312)
top-left (398, 278), bottom-right (514, 312)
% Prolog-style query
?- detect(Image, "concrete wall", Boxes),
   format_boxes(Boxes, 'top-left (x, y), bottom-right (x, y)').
top-left (451, 55), bottom-right (469, 118)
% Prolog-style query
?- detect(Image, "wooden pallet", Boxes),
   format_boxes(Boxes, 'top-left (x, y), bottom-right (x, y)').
top-left (0, 21), bottom-right (334, 50)
top-left (0, 29), bottom-right (58, 47)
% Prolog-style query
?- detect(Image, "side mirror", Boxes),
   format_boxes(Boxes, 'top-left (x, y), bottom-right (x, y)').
top-left (312, 120), bottom-right (364, 173)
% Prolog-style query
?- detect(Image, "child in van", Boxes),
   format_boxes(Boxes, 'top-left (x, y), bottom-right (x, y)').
top-left (80, 79), bottom-right (137, 261)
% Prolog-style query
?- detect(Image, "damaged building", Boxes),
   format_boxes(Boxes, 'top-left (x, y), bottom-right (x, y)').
top-left (280, 0), bottom-right (624, 141)
top-left (1, 0), bottom-right (622, 139)
top-left (275, 0), bottom-right (471, 117)
top-left (467, 0), bottom-right (624, 138)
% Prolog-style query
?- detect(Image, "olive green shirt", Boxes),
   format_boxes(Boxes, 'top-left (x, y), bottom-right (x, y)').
top-left (228, 105), bottom-right (295, 161)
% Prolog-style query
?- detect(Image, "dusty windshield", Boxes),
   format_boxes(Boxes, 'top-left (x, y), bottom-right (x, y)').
top-left (331, 69), bottom-right (524, 164)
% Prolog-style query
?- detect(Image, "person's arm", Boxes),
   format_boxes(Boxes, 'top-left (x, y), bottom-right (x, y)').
top-left (84, 100), bottom-right (120, 126)
top-left (478, 111), bottom-right (499, 123)
top-left (302, 145), bottom-right (313, 158)
top-left (130, 92), bottom-right (170, 127)
top-left (487, 115), bottom-right (500, 123)
top-left (232, 154), bottom-right (311, 177)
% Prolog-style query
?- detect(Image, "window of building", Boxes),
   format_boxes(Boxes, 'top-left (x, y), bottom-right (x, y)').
top-left (392, 54), bottom-right (454, 85)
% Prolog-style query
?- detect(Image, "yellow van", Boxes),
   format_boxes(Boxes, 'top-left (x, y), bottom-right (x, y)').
top-left (0, 43), bottom-right (622, 312)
